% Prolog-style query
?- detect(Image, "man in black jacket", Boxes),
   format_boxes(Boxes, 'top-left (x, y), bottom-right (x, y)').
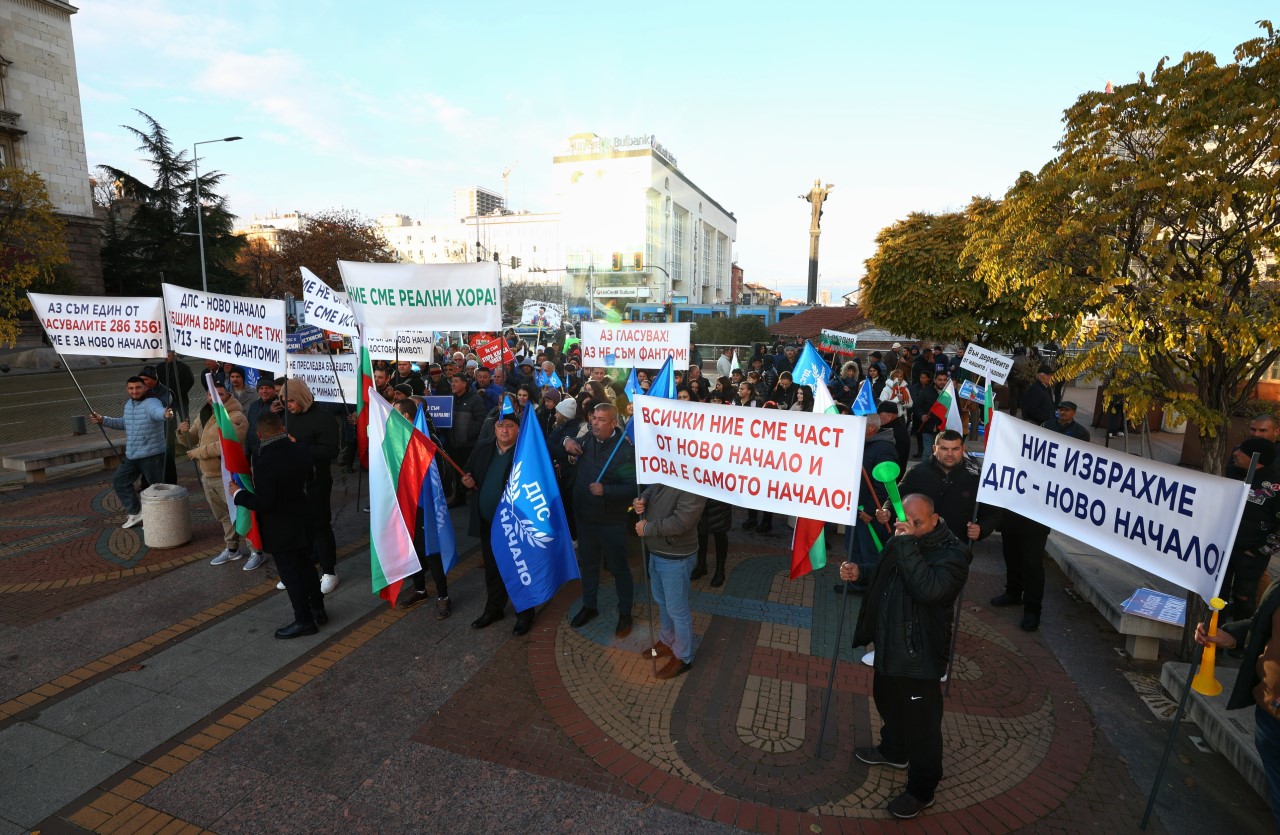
top-left (836, 414), bottom-right (898, 595)
top-left (462, 409), bottom-right (535, 636)
top-left (840, 494), bottom-right (969, 820)
top-left (280, 378), bottom-right (341, 593)
top-left (554, 403), bottom-right (637, 637)
top-left (876, 430), bottom-right (998, 545)
top-left (446, 373), bottom-right (488, 508)
top-left (231, 410), bottom-right (321, 639)
top-left (1021, 365), bottom-right (1056, 426)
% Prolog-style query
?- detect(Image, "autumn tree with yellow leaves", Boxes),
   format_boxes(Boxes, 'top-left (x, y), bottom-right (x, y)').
top-left (0, 167), bottom-right (70, 347)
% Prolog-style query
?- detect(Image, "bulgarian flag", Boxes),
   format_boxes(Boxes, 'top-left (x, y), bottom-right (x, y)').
top-left (204, 374), bottom-right (261, 552)
top-left (929, 379), bottom-right (965, 434)
top-left (790, 379), bottom-right (838, 579)
top-left (355, 334), bottom-right (374, 468)
top-left (366, 389), bottom-right (435, 606)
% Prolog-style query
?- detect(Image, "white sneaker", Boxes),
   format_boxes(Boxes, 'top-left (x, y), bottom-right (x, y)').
top-left (242, 552), bottom-right (266, 571)
top-left (122, 513), bottom-right (144, 529)
top-left (276, 580), bottom-right (286, 590)
top-left (210, 548), bottom-right (242, 566)
top-left (861, 650), bottom-right (875, 667)
top-left (320, 574), bottom-right (339, 594)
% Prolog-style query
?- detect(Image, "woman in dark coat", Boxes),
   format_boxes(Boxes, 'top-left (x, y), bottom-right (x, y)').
top-left (694, 497), bottom-right (733, 587)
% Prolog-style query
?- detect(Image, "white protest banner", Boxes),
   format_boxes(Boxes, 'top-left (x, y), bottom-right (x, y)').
top-left (338, 260), bottom-right (501, 336)
top-left (579, 322), bottom-right (691, 369)
top-left (631, 394), bottom-right (865, 525)
top-left (161, 284), bottom-right (287, 375)
top-left (27, 293), bottom-right (167, 358)
top-left (819, 328), bottom-right (858, 355)
top-left (300, 267), bottom-right (357, 335)
top-left (358, 331), bottom-right (436, 362)
top-left (521, 300), bottom-right (563, 329)
top-left (977, 412), bottom-right (1249, 603)
top-left (959, 343), bottom-right (1013, 385)
top-left (285, 352), bottom-right (357, 405)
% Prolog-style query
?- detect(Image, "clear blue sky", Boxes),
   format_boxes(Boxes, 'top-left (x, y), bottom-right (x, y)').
top-left (74, 1), bottom-right (1273, 301)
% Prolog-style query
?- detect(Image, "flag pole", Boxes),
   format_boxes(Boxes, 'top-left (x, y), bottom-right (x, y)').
top-left (945, 499), bottom-right (983, 696)
top-left (61, 353), bottom-right (123, 460)
top-left (815, 524), bottom-right (857, 758)
top-left (635, 484), bottom-right (657, 674)
top-left (1140, 451), bottom-right (1258, 829)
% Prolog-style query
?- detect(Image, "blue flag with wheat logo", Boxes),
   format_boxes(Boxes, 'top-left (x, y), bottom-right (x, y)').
top-left (491, 404), bottom-right (580, 610)
top-left (792, 341), bottom-right (831, 388)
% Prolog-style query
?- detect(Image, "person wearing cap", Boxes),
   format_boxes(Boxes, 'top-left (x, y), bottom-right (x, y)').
top-left (557, 403), bottom-right (637, 637)
top-left (90, 376), bottom-right (174, 529)
top-left (279, 377), bottom-right (341, 594)
top-left (1021, 364), bottom-right (1057, 426)
top-left (876, 400), bottom-right (912, 471)
top-left (1042, 401), bottom-right (1090, 442)
top-left (138, 364), bottom-right (181, 483)
top-left (245, 375), bottom-right (278, 460)
top-left (177, 378), bottom-right (257, 568)
top-left (227, 367), bottom-right (255, 408)
top-left (1221, 439), bottom-right (1280, 621)
top-left (462, 403), bottom-right (537, 636)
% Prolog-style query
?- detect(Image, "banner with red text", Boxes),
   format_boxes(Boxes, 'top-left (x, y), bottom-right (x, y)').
top-left (631, 394), bottom-right (865, 525)
top-left (28, 293), bottom-right (168, 358)
top-left (161, 284), bottom-right (287, 375)
top-left (358, 331), bottom-right (436, 363)
top-left (579, 322), bottom-right (691, 369)
top-left (978, 412), bottom-right (1249, 603)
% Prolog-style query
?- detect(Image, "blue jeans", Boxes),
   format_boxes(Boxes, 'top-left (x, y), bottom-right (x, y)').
top-left (649, 552), bottom-right (696, 663)
top-left (576, 520), bottom-right (633, 614)
top-left (1256, 705), bottom-right (1280, 830)
top-left (112, 454), bottom-right (165, 514)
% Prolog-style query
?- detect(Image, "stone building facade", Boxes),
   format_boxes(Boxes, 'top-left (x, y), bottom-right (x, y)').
top-left (0, 0), bottom-right (102, 293)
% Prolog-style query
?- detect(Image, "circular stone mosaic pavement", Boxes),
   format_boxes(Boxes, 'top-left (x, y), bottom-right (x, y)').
top-left (526, 540), bottom-right (1094, 831)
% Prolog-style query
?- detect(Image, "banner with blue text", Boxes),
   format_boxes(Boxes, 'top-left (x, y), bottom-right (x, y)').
top-left (977, 412), bottom-right (1249, 602)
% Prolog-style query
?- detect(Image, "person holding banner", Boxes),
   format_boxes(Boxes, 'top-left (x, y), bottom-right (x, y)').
top-left (634, 484), bottom-right (707, 680)
top-left (840, 494), bottom-right (969, 820)
top-left (177, 379), bottom-right (256, 568)
top-left (138, 365), bottom-right (181, 484)
top-left (90, 377), bottom-right (174, 529)
top-left (1221, 439), bottom-right (1280, 621)
top-left (557, 403), bottom-right (637, 637)
top-left (280, 378), bottom-right (341, 594)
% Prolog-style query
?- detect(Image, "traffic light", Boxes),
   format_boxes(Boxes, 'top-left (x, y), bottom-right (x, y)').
top-left (493, 252), bottom-right (499, 262)
top-left (633, 252), bottom-right (643, 270)
top-left (611, 252), bottom-right (622, 271)
top-left (510, 256), bottom-right (521, 269)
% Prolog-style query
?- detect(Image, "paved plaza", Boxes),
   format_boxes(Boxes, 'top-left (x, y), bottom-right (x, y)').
top-left (0, 414), bottom-right (1272, 833)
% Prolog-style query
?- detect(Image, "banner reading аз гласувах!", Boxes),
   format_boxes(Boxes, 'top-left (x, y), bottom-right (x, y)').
top-left (285, 352), bottom-right (358, 405)
top-left (338, 260), bottom-right (501, 336)
top-left (28, 292), bottom-right (168, 359)
top-left (579, 323), bottom-right (691, 369)
top-left (161, 284), bottom-right (287, 375)
top-left (977, 412), bottom-right (1250, 603)
top-left (631, 394), bottom-right (865, 525)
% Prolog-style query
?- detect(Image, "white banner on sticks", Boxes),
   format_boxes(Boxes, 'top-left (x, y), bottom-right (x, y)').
top-left (27, 293), bottom-right (168, 358)
top-left (161, 284), bottom-right (287, 375)
top-left (579, 322), bottom-right (691, 369)
top-left (338, 260), bottom-right (501, 335)
top-left (959, 343), bottom-right (1014, 384)
top-left (300, 267), bottom-right (357, 335)
top-left (357, 331), bottom-right (436, 362)
top-left (631, 394), bottom-right (865, 525)
top-left (977, 412), bottom-right (1250, 602)
top-left (285, 352), bottom-right (357, 405)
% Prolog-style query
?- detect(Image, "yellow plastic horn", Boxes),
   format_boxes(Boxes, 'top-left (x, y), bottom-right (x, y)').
top-left (1192, 597), bottom-right (1228, 697)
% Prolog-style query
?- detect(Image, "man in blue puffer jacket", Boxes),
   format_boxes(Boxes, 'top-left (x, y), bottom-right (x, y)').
top-left (90, 376), bottom-right (172, 529)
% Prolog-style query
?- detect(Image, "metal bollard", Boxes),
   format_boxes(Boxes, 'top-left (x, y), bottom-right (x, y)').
top-left (72, 415), bottom-right (87, 435)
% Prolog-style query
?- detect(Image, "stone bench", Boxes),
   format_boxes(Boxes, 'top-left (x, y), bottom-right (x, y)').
top-left (1046, 534), bottom-right (1183, 661)
top-left (1162, 661), bottom-right (1265, 799)
top-left (0, 434), bottom-right (124, 484)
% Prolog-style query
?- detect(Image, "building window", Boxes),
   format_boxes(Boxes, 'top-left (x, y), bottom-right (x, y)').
top-left (716, 234), bottom-right (726, 287)
top-left (671, 207), bottom-right (685, 282)
top-left (646, 193), bottom-right (661, 268)
top-left (701, 224), bottom-right (712, 286)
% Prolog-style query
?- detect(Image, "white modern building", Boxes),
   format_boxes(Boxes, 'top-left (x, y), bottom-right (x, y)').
top-left (453, 185), bottom-right (503, 220)
top-left (552, 132), bottom-right (736, 310)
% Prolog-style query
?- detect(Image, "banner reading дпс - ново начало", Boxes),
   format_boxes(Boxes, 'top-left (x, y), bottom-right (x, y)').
top-left (977, 412), bottom-right (1249, 603)
top-left (161, 284), bottom-right (287, 375)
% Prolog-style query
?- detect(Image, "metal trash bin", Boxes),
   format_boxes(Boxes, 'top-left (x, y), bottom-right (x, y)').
top-left (140, 483), bottom-right (191, 548)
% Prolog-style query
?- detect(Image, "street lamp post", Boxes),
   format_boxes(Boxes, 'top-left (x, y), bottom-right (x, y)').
top-left (192, 136), bottom-right (242, 292)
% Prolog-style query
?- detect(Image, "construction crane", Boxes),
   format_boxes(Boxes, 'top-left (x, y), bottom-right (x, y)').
top-left (501, 160), bottom-right (519, 212)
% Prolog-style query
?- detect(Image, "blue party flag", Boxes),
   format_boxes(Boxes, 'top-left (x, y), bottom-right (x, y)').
top-left (414, 403), bottom-right (459, 574)
top-left (852, 378), bottom-right (878, 416)
top-left (491, 405), bottom-right (580, 610)
top-left (649, 356), bottom-right (676, 400)
top-left (624, 367), bottom-right (642, 399)
top-left (792, 342), bottom-right (831, 389)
